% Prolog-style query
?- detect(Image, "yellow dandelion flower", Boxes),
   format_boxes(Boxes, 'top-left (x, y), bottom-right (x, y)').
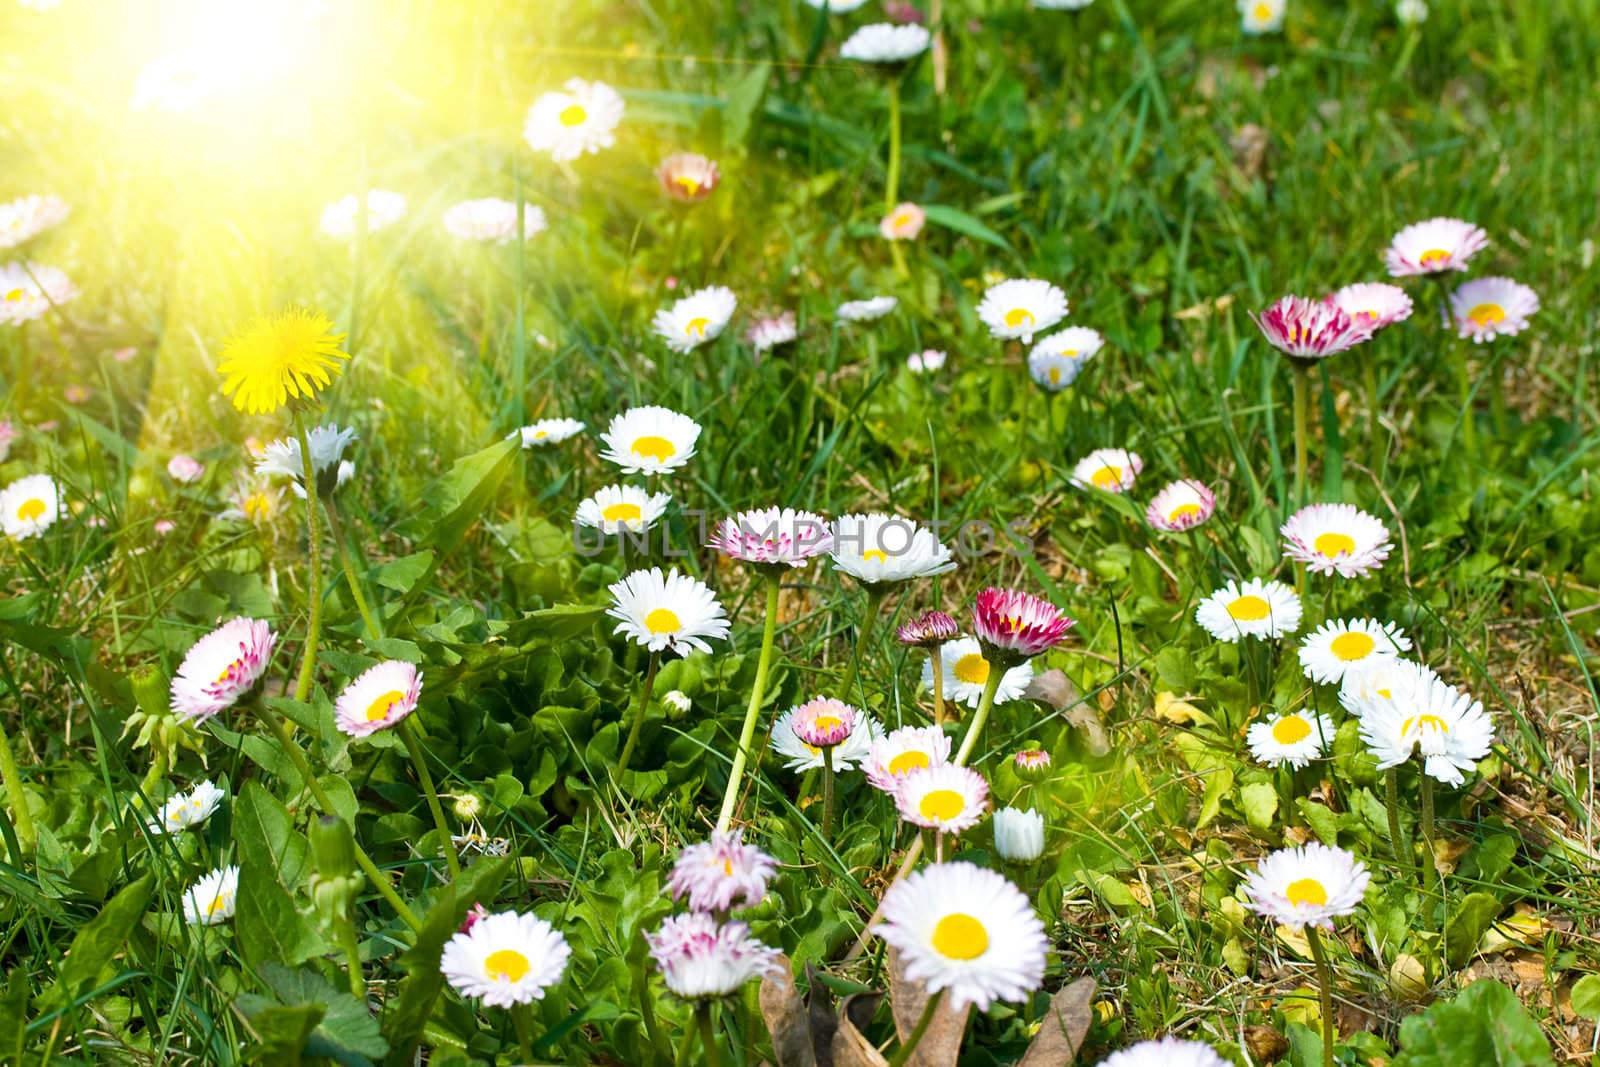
top-left (217, 309), bottom-right (349, 415)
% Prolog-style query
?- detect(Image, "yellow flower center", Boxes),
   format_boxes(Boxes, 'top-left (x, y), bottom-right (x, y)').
top-left (674, 175), bottom-right (702, 194)
top-left (1418, 248), bottom-right (1451, 267)
top-left (1048, 367), bottom-right (1061, 384)
top-left (644, 608), bottom-right (681, 635)
top-left (1271, 715), bottom-right (1312, 745)
top-left (715, 858), bottom-right (733, 875)
top-left (533, 429), bottom-right (548, 439)
top-left (1252, 1), bottom-right (1272, 18)
top-left (1329, 632), bottom-right (1375, 661)
top-left (931, 913), bottom-right (989, 960)
top-left (813, 714), bottom-right (843, 734)
top-left (1285, 878), bottom-right (1327, 907)
top-left (214, 659), bottom-right (243, 684)
top-left (685, 316), bottom-right (710, 338)
top-left (893, 211), bottom-right (913, 230)
top-left (1169, 503), bottom-right (1202, 523)
top-left (1401, 714), bottom-right (1450, 736)
top-left (205, 891), bottom-right (233, 917)
top-left (1090, 465), bottom-right (1122, 490)
top-left (918, 789), bottom-right (965, 822)
top-left (602, 502), bottom-right (643, 523)
top-left (1359, 309), bottom-right (1380, 322)
top-left (17, 497), bottom-right (45, 522)
top-left (365, 689), bottom-right (405, 722)
top-left (1004, 307), bottom-right (1035, 329)
top-left (485, 948), bottom-right (531, 982)
top-left (862, 548), bottom-right (888, 564)
top-left (1227, 595), bottom-right (1270, 621)
top-left (1467, 302), bottom-right (1505, 327)
top-left (558, 104), bottom-right (587, 127)
top-left (243, 492), bottom-right (273, 521)
top-left (4, 288), bottom-right (24, 302)
top-left (887, 751), bottom-right (930, 775)
top-left (1314, 531), bottom-right (1357, 558)
top-left (952, 653), bottom-right (990, 685)
top-left (631, 435), bottom-right (677, 461)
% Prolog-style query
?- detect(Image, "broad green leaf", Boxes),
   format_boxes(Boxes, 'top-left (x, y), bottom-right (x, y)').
top-left (56, 872), bottom-right (155, 1000)
top-left (240, 963), bottom-right (388, 1066)
top-left (0, 969), bottom-right (27, 1063)
top-left (1444, 892), bottom-right (1504, 967)
top-left (234, 781), bottom-right (322, 968)
top-left (921, 204), bottom-right (1014, 251)
top-left (723, 60), bottom-right (771, 147)
top-left (238, 1002), bottom-right (324, 1063)
top-left (1195, 767), bottom-right (1233, 831)
top-left (370, 551), bottom-right (435, 594)
top-left (1392, 979), bottom-right (1554, 1066)
top-left (1239, 782), bottom-right (1279, 834)
top-left (1569, 974), bottom-right (1600, 1021)
top-left (396, 437), bottom-right (519, 553)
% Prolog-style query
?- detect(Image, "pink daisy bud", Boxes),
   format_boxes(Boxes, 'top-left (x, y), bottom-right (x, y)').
top-left (897, 609), bottom-right (961, 648)
top-left (1013, 748), bottom-right (1052, 783)
top-left (167, 454), bottom-right (205, 484)
top-left (1250, 295), bottom-right (1372, 362)
top-left (790, 696), bottom-right (859, 749)
top-left (972, 587), bottom-right (1075, 665)
top-left (880, 202), bottom-right (926, 241)
top-left (657, 153), bottom-right (721, 203)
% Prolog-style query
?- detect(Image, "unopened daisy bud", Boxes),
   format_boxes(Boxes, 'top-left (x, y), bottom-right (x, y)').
top-left (657, 153), bottom-right (720, 203)
top-left (308, 815), bottom-right (363, 923)
top-left (790, 697), bottom-right (859, 750)
top-left (992, 807), bottom-right (1045, 862)
top-left (897, 610), bottom-right (960, 648)
top-left (1013, 748), bottom-right (1052, 783)
top-left (452, 793), bottom-right (483, 821)
top-left (662, 690), bottom-right (692, 715)
top-left (129, 663), bottom-right (172, 720)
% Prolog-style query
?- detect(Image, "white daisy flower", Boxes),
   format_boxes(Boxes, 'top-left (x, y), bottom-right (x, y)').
top-left (747, 311), bottom-right (798, 354)
top-left (440, 909), bottom-right (571, 1008)
top-left (873, 861), bottom-right (1048, 1012)
top-left (906, 349), bottom-right (946, 373)
top-left (148, 780), bottom-right (225, 834)
top-left (992, 807), bottom-right (1045, 862)
top-left (1328, 282), bottom-right (1413, 331)
top-left (1450, 277), bottom-right (1539, 343)
top-left (1353, 673), bottom-right (1494, 786)
top-left (523, 78), bottom-right (625, 163)
top-left (1070, 448), bottom-right (1143, 493)
top-left (319, 190), bottom-right (406, 239)
top-left (1145, 479), bottom-right (1217, 532)
top-left (837, 296), bottom-right (897, 322)
top-left (1027, 326), bottom-right (1103, 390)
top-left (1, 473), bottom-right (63, 539)
top-left (1395, 0), bottom-right (1428, 24)
top-left (1239, 0), bottom-right (1286, 33)
top-left (652, 285), bottom-right (737, 354)
top-left (770, 704), bottom-right (881, 772)
top-left (839, 23), bottom-right (931, 63)
top-left (255, 424), bottom-right (357, 498)
top-left (0, 261), bottom-right (76, 324)
top-left (1246, 710), bottom-right (1335, 769)
top-left (829, 512), bottom-right (956, 585)
top-left (1384, 217), bottom-right (1489, 276)
top-left (442, 198), bottom-right (547, 243)
top-left (923, 637), bottom-right (1034, 708)
top-left (334, 660), bottom-right (423, 738)
top-left (169, 617), bottom-right (277, 723)
top-left (1242, 842), bottom-right (1370, 929)
top-left (606, 567), bottom-right (730, 657)
top-left (598, 406), bottom-right (701, 476)
top-left (183, 865), bottom-right (240, 926)
top-left (1194, 578), bottom-right (1302, 641)
top-left (977, 278), bottom-right (1068, 344)
top-left (1098, 1038), bottom-right (1230, 1067)
top-left (802, 0), bottom-right (870, 8)
top-left (1281, 503), bottom-right (1393, 579)
top-left (662, 690), bottom-right (692, 714)
top-left (1338, 656), bottom-right (1439, 717)
top-left (894, 764), bottom-right (989, 833)
top-left (862, 725), bottom-right (951, 792)
top-left (576, 484), bottom-right (671, 535)
top-left (1298, 618), bottom-right (1410, 685)
top-left (510, 418), bottom-right (586, 447)
top-left (646, 913), bottom-right (781, 999)
top-left (1037, 0), bottom-right (1096, 8)
top-left (0, 195), bottom-right (69, 249)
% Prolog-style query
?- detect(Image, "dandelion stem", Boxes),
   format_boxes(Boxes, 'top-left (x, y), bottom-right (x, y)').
top-left (928, 645), bottom-right (945, 726)
top-left (323, 502), bottom-right (381, 639)
top-left (292, 419), bottom-right (325, 703)
top-left (618, 651), bottom-right (661, 778)
top-left (844, 586), bottom-right (885, 707)
top-left (1384, 768), bottom-right (1411, 876)
top-left (0, 714), bottom-right (37, 858)
top-left (952, 665), bottom-right (1006, 766)
top-left (1304, 925), bottom-right (1337, 1067)
top-left (400, 717), bottom-right (461, 880)
top-left (717, 572), bottom-right (782, 833)
top-left (887, 988), bottom-right (946, 1067)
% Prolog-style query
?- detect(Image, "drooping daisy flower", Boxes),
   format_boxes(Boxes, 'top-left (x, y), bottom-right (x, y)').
top-left (896, 610), bottom-right (960, 648)
top-left (440, 909), bottom-right (571, 1008)
top-left (657, 153), bottom-right (720, 203)
top-left (218, 476), bottom-right (282, 526)
top-left (1097, 1038), bottom-right (1230, 1067)
top-left (1238, 0), bottom-right (1285, 33)
top-left (334, 660), bottom-right (423, 738)
top-left (169, 617), bottom-right (277, 722)
top-left (1449, 277), bottom-right (1539, 343)
top-left (1338, 656), bottom-right (1439, 717)
top-left (1251, 296), bottom-right (1371, 362)
top-left (216, 309), bottom-right (349, 416)
top-left (319, 190), bottom-right (406, 239)
top-left (1298, 618), bottom-right (1410, 685)
top-left (1, 473), bottom-right (63, 540)
top-left (924, 637), bottom-right (1034, 708)
top-left (837, 296), bottom-right (898, 322)
top-left (1247, 710), bottom-right (1335, 769)
top-left (606, 567), bottom-right (730, 657)
top-left (1328, 283), bottom-right (1414, 331)
top-left (709, 506), bottom-right (833, 568)
top-left (1070, 448), bottom-right (1143, 493)
top-left (992, 807), bottom-right (1045, 861)
top-left (666, 830), bottom-right (777, 913)
top-left (1145, 479), bottom-right (1217, 532)
top-left (646, 913), bottom-right (781, 999)
top-left (862, 725), bottom-right (951, 792)
top-left (183, 865), bottom-right (240, 925)
top-left (1013, 748), bottom-right (1052, 782)
top-left (906, 349), bottom-right (946, 373)
top-left (873, 861), bottom-right (1047, 1012)
top-left (1384, 217), bottom-right (1489, 276)
top-left (747, 311), bottom-right (798, 354)
top-left (972, 587), bottom-right (1075, 666)
top-left (977, 278), bottom-right (1068, 344)
top-left (167, 455), bottom-right (205, 484)
top-left (576, 484), bottom-right (672, 536)
top-left (880, 202), bottom-right (926, 241)
top-left (0, 195), bottom-right (69, 249)
top-left (598, 406), bottom-right (701, 476)
top-left (770, 703), bottom-right (880, 771)
top-left (442, 198), bottom-right (547, 243)
top-left (653, 285), bottom-right (737, 354)
top-left (894, 764), bottom-right (989, 833)
top-left (255, 424), bottom-right (357, 499)
top-left (839, 22), bottom-right (932, 62)
top-left (1027, 327), bottom-right (1104, 391)
top-left (0, 261), bottom-right (76, 324)
top-left (523, 79), bottom-right (625, 163)
top-left (1242, 843), bottom-right (1370, 929)
top-left (1354, 673), bottom-right (1494, 786)
top-left (829, 512), bottom-right (956, 585)
top-left (148, 780), bottom-right (225, 834)
top-left (1194, 578), bottom-right (1302, 641)
top-left (511, 417), bottom-right (585, 448)
top-left (1281, 503), bottom-right (1393, 579)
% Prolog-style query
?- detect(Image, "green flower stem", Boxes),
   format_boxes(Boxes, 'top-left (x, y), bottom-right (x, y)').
top-left (695, 1001), bottom-right (722, 1067)
top-left (323, 502), bottom-right (382, 639)
top-left (928, 645), bottom-right (945, 726)
top-left (887, 988), bottom-right (945, 1067)
top-left (843, 586), bottom-right (886, 708)
top-left (1418, 772), bottom-right (1441, 979)
top-left (821, 745), bottom-right (836, 843)
top-left (1291, 361), bottom-right (1311, 510)
top-left (336, 911), bottom-right (366, 1000)
top-left (254, 700), bottom-right (422, 933)
top-left (952, 666), bottom-right (1006, 767)
top-left (293, 419), bottom-right (325, 704)
top-left (1384, 768), bottom-right (1411, 876)
top-left (717, 572), bottom-right (782, 833)
top-left (885, 78), bottom-right (902, 214)
top-left (617, 651), bottom-right (661, 777)
top-left (0, 714), bottom-right (37, 858)
top-left (1303, 925), bottom-right (1337, 1067)
top-left (512, 1002), bottom-right (536, 1063)
top-left (400, 717), bottom-right (461, 881)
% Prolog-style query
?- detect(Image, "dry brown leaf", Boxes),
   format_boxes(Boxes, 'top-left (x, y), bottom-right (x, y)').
top-left (832, 992), bottom-right (889, 1067)
top-left (1017, 977), bottom-right (1097, 1066)
top-left (1243, 1024), bottom-right (1289, 1062)
top-left (760, 955), bottom-right (819, 1067)
top-left (1027, 669), bottom-right (1110, 756)
top-left (887, 948), bottom-right (973, 1067)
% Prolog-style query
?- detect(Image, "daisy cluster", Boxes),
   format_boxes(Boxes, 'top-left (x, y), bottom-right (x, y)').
top-left (649, 832), bottom-right (782, 998)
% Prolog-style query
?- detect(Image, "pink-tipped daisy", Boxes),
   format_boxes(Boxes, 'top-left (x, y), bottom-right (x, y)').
top-left (894, 763), bottom-right (989, 833)
top-left (1281, 503), bottom-right (1393, 579)
top-left (1328, 282), bottom-right (1414, 331)
top-left (1449, 277), bottom-right (1539, 343)
top-left (666, 830), bottom-right (778, 913)
top-left (169, 618), bottom-right (277, 723)
top-left (334, 660), bottom-right (423, 737)
top-left (1251, 295), bottom-right (1372, 361)
top-left (862, 725), bottom-right (952, 793)
top-left (788, 696), bottom-right (860, 749)
top-left (746, 311), bottom-right (798, 354)
top-left (646, 913), bottom-right (782, 999)
top-left (971, 587), bottom-right (1074, 666)
top-left (880, 202), bottom-right (926, 241)
top-left (1384, 217), bottom-right (1489, 276)
top-left (1145, 479), bottom-right (1217, 532)
top-left (1070, 448), bottom-right (1143, 493)
top-left (1013, 748), bottom-right (1052, 782)
top-left (708, 506), bottom-right (833, 569)
top-left (656, 153), bottom-right (721, 203)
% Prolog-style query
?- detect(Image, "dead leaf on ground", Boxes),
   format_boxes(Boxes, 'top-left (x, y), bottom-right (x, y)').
top-left (832, 992), bottom-right (889, 1067)
top-left (887, 948), bottom-right (973, 1067)
top-left (760, 955), bottom-right (818, 1067)
top-left (1027, 670), bottom-right (1110, 756)
top-left (1017, 977), bottom-right (1097, 1066)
